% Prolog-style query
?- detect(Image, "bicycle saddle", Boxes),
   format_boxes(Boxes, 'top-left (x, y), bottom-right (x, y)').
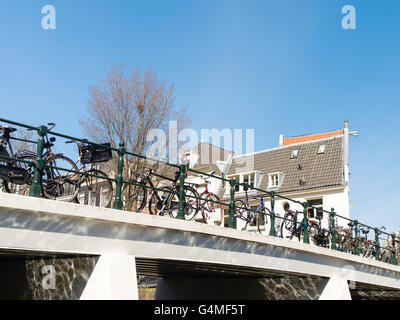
top-left (0, 125), bottom-right (17, 134)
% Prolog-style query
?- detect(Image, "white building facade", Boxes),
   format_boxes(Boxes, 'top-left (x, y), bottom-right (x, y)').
top-left (183, 122), bottom-right (356, 234)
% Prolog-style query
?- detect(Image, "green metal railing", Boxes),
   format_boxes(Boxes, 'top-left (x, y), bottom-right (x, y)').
top-left (0, 117), bottom-right (399, 266)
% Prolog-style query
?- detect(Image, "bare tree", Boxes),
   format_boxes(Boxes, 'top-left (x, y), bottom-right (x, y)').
top-left (80, 64), bottom-right (190, 160)
top-left (79, 64), bottom-right (191, 210)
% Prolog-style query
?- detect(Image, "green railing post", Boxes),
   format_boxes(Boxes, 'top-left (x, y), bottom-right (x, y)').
top-left (374, 228), bottom-right (380, 261)
top-left (354, 220), bottom-right (359, 256)
top-left (29, 125), bottom-right (48, 197)
top-left (112, 142), bottom-right (125, 210)
top-left (228, 179), bottom-right (237, 229)
top-left (330, 208), bottom-right (336, 250)
top-left (176, 164), bottom-right (186, 220)
top-left (269, 191), bottom-right (277, 237)
top-left (302, 202), bottom-right (309, 244)
top-left (391, 233), bottom-right (398, 265)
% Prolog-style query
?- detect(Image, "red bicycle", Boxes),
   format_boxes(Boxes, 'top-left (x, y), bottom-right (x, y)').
top-left (189, 174), bottom-right (223, 226)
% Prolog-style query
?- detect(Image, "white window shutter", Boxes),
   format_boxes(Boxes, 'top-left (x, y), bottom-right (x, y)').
top-left (255, 172), bottom-right (262, 188)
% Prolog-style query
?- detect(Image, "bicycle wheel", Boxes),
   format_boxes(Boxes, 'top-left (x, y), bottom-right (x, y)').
top-left (200, 193), bottom-right (223, 226)
top-left (76, 169), bottom-right (113, 208)
top-left (256, 206), bottom-right (269, 234)
top-left (1, 154), bottom-right (36, 195)
top-left (41, 154), bottom-right (80, 201)
top-left (167, 185), bottom-right (200, 220)
top-left (123, 181), bottom-right (147, 212)
top-left (148, 186), bottom-right (173, 216)
top-left (308, 221), bottom-right (320, 245)
top-left (234, 199), bottom-right (250, 230)
top-left (281, 212), bottom-right (295, 239)
top-left (122, 174), bottom-right (148, 212)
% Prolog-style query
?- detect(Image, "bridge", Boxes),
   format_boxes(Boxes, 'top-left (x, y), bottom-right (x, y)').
top-left (0, 192), bottom-right (399, 300)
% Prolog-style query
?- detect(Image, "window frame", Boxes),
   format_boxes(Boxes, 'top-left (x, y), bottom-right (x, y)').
top-left (267, 172), bottom-right (283, 189)
top-left (306, 198), bottom-right (323, 219)
top-left (290, 149), bottom-right (299, 159)
top-left (226, 171), bottom-right (261, 195)
top-left (317, 144), bottom-right (326, 154)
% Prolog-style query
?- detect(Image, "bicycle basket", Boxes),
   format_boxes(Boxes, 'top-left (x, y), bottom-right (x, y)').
top-left (80, 143), bottom-right (112, 164)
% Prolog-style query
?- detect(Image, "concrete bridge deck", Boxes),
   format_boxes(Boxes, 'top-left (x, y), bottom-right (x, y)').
top-left (0, 192), bottom-right (399, 300)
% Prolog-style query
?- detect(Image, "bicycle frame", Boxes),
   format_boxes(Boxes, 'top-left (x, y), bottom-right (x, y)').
top-left (237, 190), bottom-right (265, 224)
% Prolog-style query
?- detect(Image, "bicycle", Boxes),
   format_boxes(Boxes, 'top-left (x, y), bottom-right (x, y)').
top-left (186, 173), bottom-right (223, 226)
top-left (26, 123), bottom-right (81, 202)
top-left (280, 209), bottom-right (318, 241)
top-left (234, 189), bottom-right (269, 233)
top-left (0, 124), bottom-right (37, 195)
top-left (358, 227), bottom-right (374, 258)
top-left (122, 162), bottom-right (162, 213)
top-left (309, 212), bottom-right (330, 248)
top-left (126, 165), bottom-right (200, 220)
top-left (0, 123), bottom-right (81, 202)
top-left (65, 139), bottom-right (113, 208)
top-left (341, 222), bottom-right (357, 254)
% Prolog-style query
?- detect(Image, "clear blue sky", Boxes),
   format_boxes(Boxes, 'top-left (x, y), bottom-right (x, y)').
top-left (1, 0), bottom-right (399, 233)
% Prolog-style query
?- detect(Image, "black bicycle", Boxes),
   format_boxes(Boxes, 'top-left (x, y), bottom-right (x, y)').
top-left (308, 212), bottom-right (330, 247)
top-left (280, 209), bottom-right (318, 241)
top-left (65, 139), bottom-right (113, 208)
top-left (0, 123), bottom-right (80, 202)
top-left (0, 125), bottom-right (37, 194)
top-left (124, 164), bottom-right (200, 220)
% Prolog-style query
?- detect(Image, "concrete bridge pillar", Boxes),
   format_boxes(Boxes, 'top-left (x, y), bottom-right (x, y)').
top-left (80, 255), bottom-right (138, 300)
top-left (318, 277), bottom-right (351, 300)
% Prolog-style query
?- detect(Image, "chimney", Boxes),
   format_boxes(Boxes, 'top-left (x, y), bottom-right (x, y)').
top-left (343, 120), bottom-right (349, 185)
top-left (279, 134), bottom-right (284, 147)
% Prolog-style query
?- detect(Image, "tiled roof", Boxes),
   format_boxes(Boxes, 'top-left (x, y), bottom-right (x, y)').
top-left (191, 142), bottom-right (231, 175)
top-left (221, 135), bottom-right (344, 198)
top-left (282, 130), bottom-right (344, 146)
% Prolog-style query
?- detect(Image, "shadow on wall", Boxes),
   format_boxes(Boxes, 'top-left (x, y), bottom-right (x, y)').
top-left (0, 255), bottom-right (98, 300)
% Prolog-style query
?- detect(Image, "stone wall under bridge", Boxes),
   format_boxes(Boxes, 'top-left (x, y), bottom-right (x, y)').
top-left (0, 251), bottom-right (400, 300)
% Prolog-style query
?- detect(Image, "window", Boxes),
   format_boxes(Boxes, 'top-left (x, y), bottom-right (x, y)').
top-left (243, 173), bottom-right (255, 191)
top-left (268, 172), bottom-right (283, 189)
top-left (269, 173), bottom-right (279, 187)
top-left (290, 149), bottom-right (298, 159)
top-left (226, 171), bottom-right (261, 194)
top-left (317, 144), bottom-right (326, 154)
top-left (307, 198), bottom-right (323, 219)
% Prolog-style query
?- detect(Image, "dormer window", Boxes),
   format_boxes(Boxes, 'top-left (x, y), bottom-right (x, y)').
top-left (226, 171), bottom-right (262, 194)
top-left (317, 144), bottom-right (326, 154)
top-left (243, 173), bottom-right (255, 191)
top-left (290, 149), bottom-right (298, 159)
top-left (268, 172), bottom-right (284, 189)
top-left (269, 173), bottom-right (279, 187)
